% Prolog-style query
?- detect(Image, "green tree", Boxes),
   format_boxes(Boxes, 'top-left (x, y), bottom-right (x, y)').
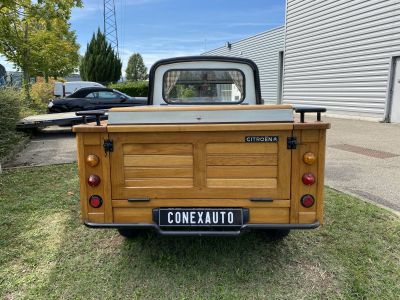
top-left (180, 87), bottom-right (196, 98)
top-left (30, 18), bottom-right (80, 81)
top-left (79, 29), bottom-right (122, 84)
top-left (125, 53), bottom-right (147, 81)
top-left (0, 0), bottom-right (82, 99)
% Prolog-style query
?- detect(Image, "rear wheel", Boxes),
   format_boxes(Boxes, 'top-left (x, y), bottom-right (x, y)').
top-left (117, 229), bottom-right (141, 239)
top-left (261, 229), bottom-right (291, 240)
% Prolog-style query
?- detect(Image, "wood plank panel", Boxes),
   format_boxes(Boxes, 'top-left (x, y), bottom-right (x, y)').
top-left (275, 131), bottom-right (292, 202)
top-left (290, 129), bottom-right (323, 224)
top-left (124, 167), bottom-right (193, 178)
top-left (249, 208), bottom-right (290, 224)
top-left (293, 123), bottom-right (330, 130)
top-left (110, 130), bottom-right (292, 200)
top-left (107, 123), bottom-right (294, 133)
top-left (193, 142), bottom-right (206, 188)
top-left (83, 133), bottom-right (101, 145)
top-left (207, 154), bottom-right (277, 166)
top-left (290, 129), bottom-right (301, 224)
top-left (76, 133), bottom-right (89, 221)
top-left (301, 130), bottom-right (320, 143)
top-left (101, 132), bottom-right (113, 222)
top-left (316, 130), bottom-right (326, 224)
top-left (84, 145), bottom-right (106, 215)
top-left (207, 178), bottom-right (277, 188)
top-left (123, 143), bottom-right (192, 155)
top-left (113, 207), bottom-right (292, 224)
top-left (206, 143), bottom-right (277, 154)
top-left (111, 131), bottom-right (287, 144)
top-left (115, 187), bottom-right (287, 199)
top-left (112, 199), bottom-right (291, 208)
top-left (87, 212), bottom-right (105, 223)
top-left (207, 166), bottom-right (277, 178)
top-left (73, 123), bottom-right (107, 133)
top-left (113, 208), bottom-right (152, 223)
top-left (299, 212), bottom-right (317, 224)
top-left (124, 155), bottom-right (193, 167)
top-left (298, 142), bottom-right (319, 213)
top-left (125, 178), bottom-right (193, 187)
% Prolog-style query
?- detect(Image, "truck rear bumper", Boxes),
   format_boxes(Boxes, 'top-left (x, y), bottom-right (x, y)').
top-left (84, 221), bottom-right (320, 236)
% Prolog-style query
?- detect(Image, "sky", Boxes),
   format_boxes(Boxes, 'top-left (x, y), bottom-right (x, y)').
top-left (0, 0), bottom-right (285, 74)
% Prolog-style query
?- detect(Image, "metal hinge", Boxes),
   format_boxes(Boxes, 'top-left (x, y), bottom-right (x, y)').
top-left (287, 137), bottom-right (297, 149)
top-left (103, 139), bottom-right (113, 156)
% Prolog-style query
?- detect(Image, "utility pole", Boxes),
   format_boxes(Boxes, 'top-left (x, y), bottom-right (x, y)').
top-left (103, 0), bottom-right (119, 57)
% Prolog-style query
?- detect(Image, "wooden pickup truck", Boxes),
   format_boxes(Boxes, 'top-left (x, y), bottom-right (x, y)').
top-left (73, 56), bottom-right (330, 239)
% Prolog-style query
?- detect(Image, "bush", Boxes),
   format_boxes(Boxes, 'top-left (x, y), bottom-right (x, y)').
top-left (180, 87), bottom-right (196, 98)
top-left (0, 88), bottom-right (21, 132)
top-left (0, 87), bottom-right (24, 159)
top-left (108, 81), bottom-right (148, 97)
top-left (30, 80), bottom-right (55, 112)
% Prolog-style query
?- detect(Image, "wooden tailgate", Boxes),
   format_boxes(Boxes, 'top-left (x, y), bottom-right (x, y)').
top-left (110, 130), bottom-right (292, 200)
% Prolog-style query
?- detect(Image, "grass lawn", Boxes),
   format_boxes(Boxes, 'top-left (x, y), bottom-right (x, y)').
top-left (0, 164), bottom-right (399, 299)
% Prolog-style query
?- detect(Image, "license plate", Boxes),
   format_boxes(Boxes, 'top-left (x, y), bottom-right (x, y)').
top-left (158, 208), bottom-right (243, 227)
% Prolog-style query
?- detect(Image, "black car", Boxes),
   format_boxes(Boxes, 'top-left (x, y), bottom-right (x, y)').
top-left (48, 87), bottom-right (148, 113)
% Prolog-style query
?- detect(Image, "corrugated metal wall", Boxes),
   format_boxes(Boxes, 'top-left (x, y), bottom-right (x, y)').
top-left (203, 27), bottom-right (285, 104)
top-left (284, 0), bottom-right (400, 118)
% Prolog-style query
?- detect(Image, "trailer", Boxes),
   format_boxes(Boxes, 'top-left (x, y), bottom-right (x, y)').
top-left (16, 111), bottom-right (107, 131)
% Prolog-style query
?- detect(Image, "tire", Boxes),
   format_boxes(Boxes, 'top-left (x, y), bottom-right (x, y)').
top-left (261, 229), bottom-right (291, 240)
top-left (117, 229), bottom-right (141, 239)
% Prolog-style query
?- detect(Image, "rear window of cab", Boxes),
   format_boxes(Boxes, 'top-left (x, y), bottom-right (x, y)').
top-left (163, 69), bottom-right (245, 104)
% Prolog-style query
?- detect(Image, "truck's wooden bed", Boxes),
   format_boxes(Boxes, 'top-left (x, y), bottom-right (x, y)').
top-left (73, 105), bottom-right (329, 235)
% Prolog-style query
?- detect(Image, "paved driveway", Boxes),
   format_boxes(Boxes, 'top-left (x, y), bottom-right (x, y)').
top-left (325, 117), bottom-right (400, 212)
top-left (3, 126), bottom-right (76, 168)
top-left (4, 119), bottom-right (400, 212)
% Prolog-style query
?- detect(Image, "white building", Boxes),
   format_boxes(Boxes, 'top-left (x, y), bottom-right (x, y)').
top-left (204, 26), bottom-right (285, 105)
top-left (204, 0), bottom-right (400, 122)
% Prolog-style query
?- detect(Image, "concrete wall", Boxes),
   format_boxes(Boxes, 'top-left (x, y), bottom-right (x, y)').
top-left (203, 26), bottom-right (285, 104)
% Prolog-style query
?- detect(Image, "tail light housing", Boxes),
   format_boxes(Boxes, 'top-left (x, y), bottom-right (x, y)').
top-left (86, 154), bottom-right (100, 167)
top-left (302, 173), bottom-right (316, 185)
top-left (303, 152), bottom-right (316, 165)
top-left (87, 174), bottom-right (101, 187)
top-left (301, 194), bottom-right (315, 208)
top-left (89, 195), bottom-right (103, 208)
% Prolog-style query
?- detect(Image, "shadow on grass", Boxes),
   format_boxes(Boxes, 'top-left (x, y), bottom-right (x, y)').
top-left (1, 165), bottom-right (399, 299)
top-left (121, 231), bottom-right (290, 269)
top-left (36, 213), bottom-right (303, 299)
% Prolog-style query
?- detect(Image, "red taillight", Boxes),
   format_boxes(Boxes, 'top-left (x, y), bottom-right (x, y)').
top-left (301, 194), bottom-right (315, 208)
top-left (87, 174), bottom-right (101, 187)
top-left (302, 173), bottom-right (315, 185)
top-left (89, 195), bottom-right (103, 208)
